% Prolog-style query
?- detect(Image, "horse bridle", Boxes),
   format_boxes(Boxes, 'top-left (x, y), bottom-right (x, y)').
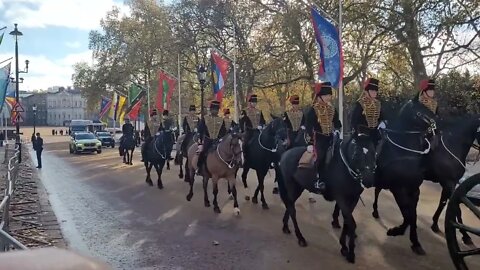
top-left (258, 120), bottom-right (286, 153)
top-left (339, 133), bottom-right (376, 188)
top-left (153, 131), bottom-right (172, 160)
top-left (216, 134), bottom-right (242, 168)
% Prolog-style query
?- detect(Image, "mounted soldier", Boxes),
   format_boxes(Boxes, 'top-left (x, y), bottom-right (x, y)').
top-left (141, 109), bottom-right (161, 162)
top-left (303, 82), bottom-right (342, 192)
top-left (160, 110), bottom-right (175, 132)
top-left (196, 100), bottom-right (227, 173)
top-left (240, 94), bottom-right (266, 158)
top-left (120, 117), bottom-right (134, 146)
top-left (182, 105), bottom-right (199, 134)
top-left (284, 95), bottom-right (305, 147)
top-left (414, 78), bottom-right (438, 114)
top-left (223, 108), bottom-right (237, 132)
top-left (350, 77), bottom-right (385, 149)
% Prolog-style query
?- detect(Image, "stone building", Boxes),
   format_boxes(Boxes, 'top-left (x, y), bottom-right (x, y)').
top-left (46, 87), bottom-right (89, 126)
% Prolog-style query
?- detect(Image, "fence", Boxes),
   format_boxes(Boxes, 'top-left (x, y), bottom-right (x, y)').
top-left (0, 143), bottom-right (28, 251)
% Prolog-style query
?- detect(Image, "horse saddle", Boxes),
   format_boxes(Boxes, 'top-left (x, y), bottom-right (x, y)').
top-left (298, 146), bottom-right (315, 168)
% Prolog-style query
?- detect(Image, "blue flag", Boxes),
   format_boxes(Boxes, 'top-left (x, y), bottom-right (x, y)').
top-left (311, 6), bottom-right (343, 88)
top-left (0, 62), bottom-right (11, 113)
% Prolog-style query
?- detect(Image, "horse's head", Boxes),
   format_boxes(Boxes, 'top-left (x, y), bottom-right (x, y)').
top-left (223, 133), bottom-right (243, 165)
top-left (264, 117), bottom-right (288, 148)
top-left (406, 100), bottom-right (438, 135)
top-left (345, 133), bottom-right (377, 188)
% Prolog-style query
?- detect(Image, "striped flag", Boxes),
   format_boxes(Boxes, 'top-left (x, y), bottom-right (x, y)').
top-left (108, 92), bottom-right (127, 121)
top-left (210, 50), bottom-right (229, 103)
top-left (0, 62), bottom-right (11, 113)
top-left (98, 96), bottom-right (112, 119)
top-left (156, 71), bottom-right (177, 112)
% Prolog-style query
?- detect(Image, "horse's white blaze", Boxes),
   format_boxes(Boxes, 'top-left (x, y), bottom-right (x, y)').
top-left (234, 207), bottom-right (240, 216)
top-left (363, 147), bottom-right (369, 154)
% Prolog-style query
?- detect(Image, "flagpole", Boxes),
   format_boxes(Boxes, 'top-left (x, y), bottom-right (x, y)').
top-left (177, 53), bottom-right (182, 130)
top-left (233, 24), bottom-right (238, 123)
top-left (338, 0), bottom-right (344, 139)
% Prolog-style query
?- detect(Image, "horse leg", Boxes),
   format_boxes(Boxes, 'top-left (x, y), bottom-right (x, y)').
top-left (387, 187), bottom-right (409, 236)
top-left (202, 176), bottom-right (210, 207)
top-left (457, 206), bottom-right (474, 246)
top-left (254, 170), bottom-right (269, 209)
top-left (212, 178), bottom-right (221, 213)
top-left (155, 163), bottom-right (164, 189)
top-left (282, 210), bottom-right (291, 234)
top-left (184, 157), bottom-right (190, 183)
top-left (286, 186), bottom-right (307, 247)
top-left (178, 156), bottom-right (184, 179)
top-left (431, 184), bottom-right (450, 233)
top-left (331, 203), bottom-right (341, 229)
top-left (272, 164), bottom-right (280, 194)
top-left (186, 168), bottom-right (195, 202)
top-left (145, 162), bottom-right (153, 186)
top-left (229, 177), bottom-right (240, 216)
top-left (241, 165), bottom-right (250, 201)
top-left (372, 187), bottom-right (382, 219)
top-left (167, 160), bottom-right (170, 170)
top-left (130, 149), bottom-right (134, 165)
top-left (408, 186), bottom-right (426, 255)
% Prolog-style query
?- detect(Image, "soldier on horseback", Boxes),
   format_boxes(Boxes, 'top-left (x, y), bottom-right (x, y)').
top-left (284, 95), bottom-right (305, 146)
top-left (141, 109), bottom-right (161, 162)
top-left (414, 78), bottom-right (438, 114)
top-left (223, 108), bottom-right (237, 131)
top-left (120, 117), bottom-right (134, 146)
top-left (240, 94), bottom-right (266, 159)
top-left (182, 105), bottom-right (199, 134)
top-left (304, 82), bottom-right (342, 192)
top-left (196, 100), bottom-right (227, 173)
top-left (350, 77), bottom-right (384, 149)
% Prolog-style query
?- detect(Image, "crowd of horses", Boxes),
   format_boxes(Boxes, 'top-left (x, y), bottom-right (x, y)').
top-left (118, 101), bottom-right (480, 264)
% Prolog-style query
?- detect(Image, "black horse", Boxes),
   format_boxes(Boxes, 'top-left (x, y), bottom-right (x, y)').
top-left (141, 125), bottom-right (175, 189)
top-left (120, 134), bottom-right (136, 165)
top-left (240, 117), bottom-right (287, 209)
top-left (278, 132), bottom-right (376, 263)
top-left (371, 114), bottom-right (480, 245)
top-left (366, 100), bottom-right (438, 255)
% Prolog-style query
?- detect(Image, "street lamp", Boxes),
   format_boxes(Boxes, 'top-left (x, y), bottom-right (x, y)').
top-left (9, 23), bottom-right (29, 163)
top-left (32, 104), bottom-right (37, 135)
top-left (197, 64), bottom-right (207, 117)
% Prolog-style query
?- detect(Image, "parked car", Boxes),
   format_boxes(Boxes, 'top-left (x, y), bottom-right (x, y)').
top-left (69, 132), bottom-right (102, 154)
top-left (95, 131), bottom-right (115, 148)
top-left (106, 128), bottom-right (123, 144)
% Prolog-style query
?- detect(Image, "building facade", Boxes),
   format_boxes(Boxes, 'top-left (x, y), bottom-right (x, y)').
top-left (22, 93), bottom-right (48, 126)
top-left (46, 87), bottom-right (89, 126)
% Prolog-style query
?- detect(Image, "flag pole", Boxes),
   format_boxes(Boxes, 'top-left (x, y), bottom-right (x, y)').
top-left (338, 0), bottom-right (344, 139)
top-left (233, 24), bottom-right (238, 123)
top-left (177, 53), bottom-right (182, 130)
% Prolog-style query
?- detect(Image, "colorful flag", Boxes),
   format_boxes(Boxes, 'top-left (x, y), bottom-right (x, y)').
top-left (128, 97), bottom-right (144, 120)
top-left (125, 87), bottom-right (146, 115)
top-left (210, 50), bottom-right (229, 103)
top-left (107, 92), bottom-right (126, 121)
top-left (128, 84), bottom-right (141, 105)
top-left (108, 92), bottom-right (118, 120)
top-left (311, 6), bottom-right (343, 88)
top-left (0, 62), bottom-right (11, 113)
top-left (156, 71), bottom-right (177, 112)
top-left (117, 95), bottom-right (127, 122)
top-left (98, 96), bottom-right (112, 119)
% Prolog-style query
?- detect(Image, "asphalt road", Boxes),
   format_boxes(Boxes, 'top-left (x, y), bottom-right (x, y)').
top-left (30, 135), bottom-right (480, 270)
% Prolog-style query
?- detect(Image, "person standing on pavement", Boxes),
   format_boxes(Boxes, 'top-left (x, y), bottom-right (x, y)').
top-left (0, 131), bottom-right (4, 147)
top-left (32, 132), bottom-right (43, 169)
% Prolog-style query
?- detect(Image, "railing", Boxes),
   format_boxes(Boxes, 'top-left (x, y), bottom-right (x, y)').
top-left (0, 144), bottom-right (28, 251)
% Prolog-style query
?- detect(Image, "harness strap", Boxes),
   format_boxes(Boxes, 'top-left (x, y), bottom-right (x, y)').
top-left (257, 129), bottom-right (278, 152)
top-left (441, 135), bottom-right (466, 169)
top-left (386, 133), bottom-right (431, 155)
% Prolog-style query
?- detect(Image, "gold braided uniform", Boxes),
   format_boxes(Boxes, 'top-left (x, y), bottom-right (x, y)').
top-left (286, 110), bottom-right (303, 131)
top-left (149, 115), bottom-right (161, 134)
top-left (186, 115), bottom-right (198, 131)
top-left (313, 102), bottom-right (335, 135)
top-left (246, 108), bottom-right (262, 127)
top-left (419, 94), bottom-right (438, 113)
top-left (224, 117), bottom-right (232, 130)
top-left (204, 115), bottom-right (224, 139)
top-left (359, 96), bottom-right (381, 128)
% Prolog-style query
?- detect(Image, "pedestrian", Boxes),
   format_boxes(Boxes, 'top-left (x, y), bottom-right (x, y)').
top-left (0, 131), bottom-right (4, 147)
top-left (60, 130), bottom-right (63, 136)
top-left (32, 132), bottom-right (43, 169)
top-left (52, 129), bottom-right (55, 136)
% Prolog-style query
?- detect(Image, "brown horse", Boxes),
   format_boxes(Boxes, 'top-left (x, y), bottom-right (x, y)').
top-left (186, 133), bottom-right (243, 214)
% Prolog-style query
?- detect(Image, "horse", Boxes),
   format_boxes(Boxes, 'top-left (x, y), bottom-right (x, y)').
top-left (365, 100), bottom-right (438, 255)
top-left (369, 114), bottom-right (480, 245)
top-left (141, 128), bottom-right (175, 189)
top-left (185, 132), bottom-right (243, 214)
top-left (174, 131), bottom-right (196, 181)
top-left (120, 134), bottom-right (136, 165)
top-left (278, 132), bottom-right (376, 263)
top-left (240, 117), bottom-right (288, 209)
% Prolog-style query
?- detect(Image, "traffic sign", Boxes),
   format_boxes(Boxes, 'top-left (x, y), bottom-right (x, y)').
top-left (11, 102), bottom-right (25, 113)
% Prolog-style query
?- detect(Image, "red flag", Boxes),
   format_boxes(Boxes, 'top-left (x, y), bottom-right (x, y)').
top-left (128, 97), bottom-right (143, 120)
top-left (210, 51), bottom-right (229, 103)
top-left (156, 71), bottom-right (177, 112)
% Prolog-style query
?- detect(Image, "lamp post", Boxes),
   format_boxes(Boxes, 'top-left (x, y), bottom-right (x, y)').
top-left (9, 23), bottom-right (29, 163)
top-left (197, 64), bottom-right (207, 117)
top-left (32, 104), bottom-right (37, 135)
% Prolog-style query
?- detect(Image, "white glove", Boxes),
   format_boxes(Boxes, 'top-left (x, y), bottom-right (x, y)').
top-left (307, 145), bottom-right (314, 153)
top-left (257, 125), bottom-right (263, 130)
top-left (378, 121), bottom-right (386, 130)
top-left (194, 128), bottom-right (198, 132)
top-left (301, 125), bottom-right (306, 130)
top-left (334, 130), bottom-right (341, 136)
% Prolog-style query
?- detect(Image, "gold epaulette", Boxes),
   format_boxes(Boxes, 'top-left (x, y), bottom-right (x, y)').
top-left (313, 103), bottom-right (334, 135)
top-left (358, 96), bottom-right (381, 128)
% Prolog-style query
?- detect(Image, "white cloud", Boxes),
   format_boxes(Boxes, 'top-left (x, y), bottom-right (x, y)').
top-left (2, 0), bottom-right (130, 30)
top-left (0, 50), bottom-right (93, 90)
top-left (65, 41), bottom-right (82, 49)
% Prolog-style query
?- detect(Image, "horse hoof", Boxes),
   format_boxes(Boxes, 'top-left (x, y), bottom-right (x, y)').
top-left (186, 194), bottom-right (193, 201)
top-left (157, 184), bottom-right (164, 190)
top-left (252, 197), bottom-right (258, 204)
top-left (372, 211), bottom-right (380, 219)
top-left (272, 187), bottom-right (279, 194)
top-left (233, 207), bottom-right (240, 216)
top-left (340, 247), bottom-right (348, 257)
top-left (282, 226), bottom-right (291, 234)
top-left (308, 197), bottom-right (316, 203)
top-left (387, 227), bottom-right (405, 236)
top-left (179, 173), bottom-right (184, 179)
top-left (298, 239), bottom-right (308, 247)
top-left (184, 179), bottom-right (190, 183)
top-left (462, 236), bottom-right (474, 246)
top-left (214, 206), bottom-right (221, 213)
top-left (245, 196), bottom-right (250, 201)
top-left (262, 203), bottom-right (269, 210)
top-left (411, 245), bottom-right (426, 255)
top-left (229, 195), bottom-right (234, 201)
top-left (146, 179), bottom-right (153, 186)
top-left (204, 201), bottom-right (210, 207)
top-left (431, 223), bottom-right (441, 233)
top-left (331, 220), bottom-right (341, 229)
top-left (346, 253), bottom-right (355, 264)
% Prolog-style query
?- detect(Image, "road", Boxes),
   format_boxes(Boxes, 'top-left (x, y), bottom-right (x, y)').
top-left (29, 132), bottom-right (480, 270)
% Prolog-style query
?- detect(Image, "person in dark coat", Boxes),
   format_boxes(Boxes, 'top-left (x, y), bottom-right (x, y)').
top-left (0, 131), bottom-right (4, 147)
top-left (32, 133), bottom-right (44, 169)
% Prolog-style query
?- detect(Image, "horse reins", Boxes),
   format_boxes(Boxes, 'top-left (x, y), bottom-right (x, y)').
top-left (258, 128), bottom-right (279, 153)
top-left (216, 135), bottom-right (242, 169)
top-left (440, 135), bottom-right (466, 169)
top-left (153, 132), bottom-right (170, 160)
top-left (385, 133), bottom-right (431, 155)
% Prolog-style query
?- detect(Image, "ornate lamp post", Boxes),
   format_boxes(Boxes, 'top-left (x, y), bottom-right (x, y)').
top-left (196, 64), bottom-right (207, 117)
top-left (9, 23), bottom-right (29, 163)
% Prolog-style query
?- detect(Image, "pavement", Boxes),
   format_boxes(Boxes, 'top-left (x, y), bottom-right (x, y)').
top-left (27, 131), bottom-right (480, 270)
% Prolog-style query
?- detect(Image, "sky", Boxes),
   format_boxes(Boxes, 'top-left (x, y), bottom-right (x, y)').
top-left (0, 0), bottom-right (130, 91)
